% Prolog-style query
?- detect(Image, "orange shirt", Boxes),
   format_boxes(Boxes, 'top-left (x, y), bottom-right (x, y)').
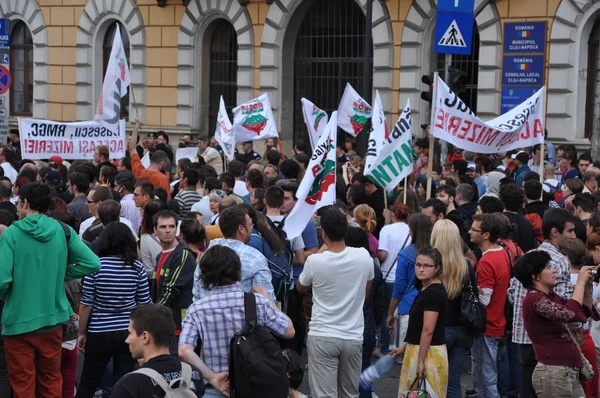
top-left (205, 225), bottom-right (223, 247)
top-left (130, 153), bottom-right (171, 200)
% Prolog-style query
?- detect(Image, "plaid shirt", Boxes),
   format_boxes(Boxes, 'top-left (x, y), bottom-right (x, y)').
top-left (539, 242), bottom-right (573, 300)
top-left (193, 238), bottom-right (275, 302)
top-left (179, 284), bottom-right (289, 375)
top-left (508, 277), bottom-right (530, 344)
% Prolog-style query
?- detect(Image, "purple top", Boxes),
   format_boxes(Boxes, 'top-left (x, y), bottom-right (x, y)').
top-left (367, 233), bottom-right (378, 258)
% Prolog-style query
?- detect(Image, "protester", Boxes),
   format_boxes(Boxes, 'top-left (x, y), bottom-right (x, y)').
top-left (353, 204), bottom-right (379, 257)
top-left (76, 222), bottom-right (152, 397)
top-left (133, 180), bottom-right (154, 210)
top-left (174, 168), bottom-right (202, 216)
top-left (378, 203), bottom-right (411, 355)
top-left (67, 172), bottom-right (92, 229)
top-left (391, 247), bottom-right (448, 398)
top-left (237, 141), bottom-right (262, 164)
top-left (179, 245), bottom-right (294, 396)
top-left (140, 199), bottom-right (168, 278)
top-left (514, 250), bottom-right (599, 398)
top-left (198, 136), bottom-right (223, 174)
top-left (179, 215), bottom-right (206, 258)
top-left (0, 147), bottom-right (18, 184)
top-left (0, 182), bottom-right (101, 397)
top-left (114, 171), bottom-right (142, 234)
top-left (298, 208), bottom-right (373, 398)
top-left (112, 304), bottom-right (205, 397)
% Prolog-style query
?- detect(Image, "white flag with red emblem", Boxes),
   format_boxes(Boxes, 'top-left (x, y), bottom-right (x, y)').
top-left (364, 91), bottom-right (389, 173)
top-left (337, 83), bottom-right (372, 137)
top-left (215, 96), bottom-right (235, 161)
top-left (283, 112), bottom-right (338, 240)
top-left (301, 98), bottom-right (328, 150)
top-left (95, 25), bottom-right (130, 126)
top-left (233, 93), bottom-right (279, 142)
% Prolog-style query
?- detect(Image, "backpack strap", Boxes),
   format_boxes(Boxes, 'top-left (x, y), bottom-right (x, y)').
top-left (178, 362), bottom-right (192, 389)
top-left (243, 292), bottom-right (258, 326)
top-left (58, 221), bottom-right (71, 246)
top-left (133, 368), bottom-right (171, 392)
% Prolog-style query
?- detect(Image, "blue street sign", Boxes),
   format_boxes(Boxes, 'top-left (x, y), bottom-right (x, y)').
top-left (438, 0), bottom-right (475, 13)
top-left (434, 11), bottom-right (474, 55)
top-left (1, 54), bottom-right (8, 64)
top-left (502, 55), bottom-right (545, 86)
top-left (504, 22), bottom-right (547, 53)
top-left (0, 19), bottom-right (9, 49)
top-left (501, 87), bottom-right (540, 114)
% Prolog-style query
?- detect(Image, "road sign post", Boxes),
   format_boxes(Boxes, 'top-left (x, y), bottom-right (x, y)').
top-left (0, 19), bottom-right (10, 146)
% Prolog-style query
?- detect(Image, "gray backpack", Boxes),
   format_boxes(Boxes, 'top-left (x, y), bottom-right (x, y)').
top-left (133, 362), bottom-right (197, 397)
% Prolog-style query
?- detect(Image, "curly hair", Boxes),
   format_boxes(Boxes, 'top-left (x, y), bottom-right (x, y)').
top-left (199, 245), bottom-right (242, 290)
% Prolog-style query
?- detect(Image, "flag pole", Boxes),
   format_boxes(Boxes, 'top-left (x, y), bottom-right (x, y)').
top-left (403, 177), bottom-right (408, 203)
top-left (426, 73), bottom-right (439, 200)
top-left (539, 86), bottom-right (546, 201)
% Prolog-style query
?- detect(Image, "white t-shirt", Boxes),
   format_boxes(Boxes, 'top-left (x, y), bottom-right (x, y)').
top-left (190, 196), bottom-right (215, 227)
top-left (79, 216), bottom-right (136, 239)
top-left (234, 180), bottom-right (249, 197)
top-left (1, 162), bottom-right (17, 184)
top-left (299, 247), bottom-right (374, 340)
top-left (378, 222), bottom-right (411, 283)
top-left (268, 215), bottom-right (304, 251)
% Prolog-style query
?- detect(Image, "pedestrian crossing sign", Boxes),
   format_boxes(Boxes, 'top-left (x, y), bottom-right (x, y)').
top-left (434, 11), bottom-right (474, 55)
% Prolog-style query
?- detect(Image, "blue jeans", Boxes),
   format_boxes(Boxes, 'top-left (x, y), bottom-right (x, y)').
top-left (359, 333), bottom-right (377, 398)
top-left (446, 326), bottom-right (473, 398)
top-left (497, 340), bottom-right (520, 398)
top-left (472, 336), bottom-right (502, 398)
top-left (379, 282), bottom-right (396, 354)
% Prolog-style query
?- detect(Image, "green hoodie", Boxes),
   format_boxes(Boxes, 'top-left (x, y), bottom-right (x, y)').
top-left (0, 214), bottom-right (101, 336)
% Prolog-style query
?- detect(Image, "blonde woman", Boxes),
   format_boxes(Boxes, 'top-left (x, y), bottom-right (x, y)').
top-left (431, 220), bottom-right (475, 398)
top-left (353, 204), bottom-right (378, 257)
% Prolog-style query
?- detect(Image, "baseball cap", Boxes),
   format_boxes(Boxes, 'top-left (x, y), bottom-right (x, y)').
top-left (147, 132), bottom-right (157, 138)
top-left (467, 162), bottom-right (476, 170)
top-left (44, 170), bottom-right (63, 184)
top-left (49, 155), bottom-right (63, 166)
top-left (514, 151), bottom-right (530, 165)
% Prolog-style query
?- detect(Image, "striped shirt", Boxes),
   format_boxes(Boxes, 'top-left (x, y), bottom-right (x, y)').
top-left (81, 257), bottom-right (152, 333)
top-left (175, 189), bottom-right (203, 215)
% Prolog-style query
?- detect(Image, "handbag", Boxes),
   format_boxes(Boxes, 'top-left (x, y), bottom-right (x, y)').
top-left (460, 265), bottom-right (487, 335)
top-left (567, 327), bottom-right (595, 381)
top-left (405, 375), bottom-right (431, 398)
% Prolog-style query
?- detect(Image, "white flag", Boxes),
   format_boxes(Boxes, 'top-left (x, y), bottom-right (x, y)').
top-left (301, 98), bottom-right (328, 150)
top-left (233, 93), bottom-right (279, 142)
top-left (364, 91), bottom-right (389, 173)
top-left (95, 25), bottom-right (130, 126)
top-left (365, 100), bottom-right (414, 192)
top-left (214, 96), bottom-right (235, 161)
top-left (283, 112), bottom-right (338, 240)
top-left (337, 83), bottom-right (372, 137)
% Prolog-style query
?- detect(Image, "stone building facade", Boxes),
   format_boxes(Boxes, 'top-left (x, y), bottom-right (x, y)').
top-left (3, 0), bottom-right (597, 147)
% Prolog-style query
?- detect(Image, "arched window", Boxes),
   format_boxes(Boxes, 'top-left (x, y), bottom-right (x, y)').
top-left (103, 22), bottom-right (130, 119)
top-left (208, 20), bottom-right (237, 134)
top-left (435, 25), bottom-right (480, 113)
top-left (585, 20), bottom-right (600, 139)
top-left (293, 0), bottom-right (367, 142)
top-left (10, 21), bottom-right (33, 116)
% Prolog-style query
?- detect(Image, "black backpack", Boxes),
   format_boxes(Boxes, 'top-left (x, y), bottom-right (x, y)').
top-left (229, 293), bottom-right (289, 398)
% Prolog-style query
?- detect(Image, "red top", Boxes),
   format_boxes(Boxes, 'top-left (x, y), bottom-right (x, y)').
top-left (476, 247), bottom-right (511, 337)
top-left (447, 153), bottom-right (464, 163)
top-left (523, 290), bottom-right (598, 368)
top-left (156, 250), bottom-right (174, 288)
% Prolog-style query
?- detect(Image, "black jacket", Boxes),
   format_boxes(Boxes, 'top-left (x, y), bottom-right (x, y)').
top-left (367, 189), bottom-right (385, 239)
top-left (363, 260), bottom-right (385, 336)
top-left (153, 242), bottom-right (197, 330)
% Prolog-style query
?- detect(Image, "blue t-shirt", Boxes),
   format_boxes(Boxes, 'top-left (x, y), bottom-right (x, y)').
top-left (293, 219), bottom-right (319, 281)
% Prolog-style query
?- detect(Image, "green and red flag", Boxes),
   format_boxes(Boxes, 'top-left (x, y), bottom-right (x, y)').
top-left (301, 98), bottom-right (328, 150)
top-left (232, 93), bottom-right (279, 142)
top-left (337, 83), bottom-right (372, 137)
top-left (283, 111), bottom-right (338, 240)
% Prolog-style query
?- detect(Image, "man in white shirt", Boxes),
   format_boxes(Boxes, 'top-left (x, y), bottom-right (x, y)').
top-left (0, 147), bottom-right (18, 184)
top-left (190, 172), bottom-right (219, 227)
top-left (198, 136), bottom-right (222, 175)
top-left (228, 160), bottom-right (250, 197)
top-left (542, 163), bottom-right (561, 192)
top-left (79, 186), bottom-right (136, 239)
top-left (114, 171), bottom-right (142, 234)
top-left (297, 208), bottom-right (373, 398)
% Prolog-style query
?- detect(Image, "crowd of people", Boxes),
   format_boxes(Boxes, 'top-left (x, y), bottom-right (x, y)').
top-left (0, 121), bottom-right (600, 398)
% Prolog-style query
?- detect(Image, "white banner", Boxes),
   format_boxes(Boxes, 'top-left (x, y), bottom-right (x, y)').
top-left (18, 118), bottom-right (126, 160)
top-left (175, 147), bottom-right (198, 163)
top-left (95, 25), bottom-right (130, 127)
top-left (233, 93), bottom-right (279, 142)
top-left (364, 91), bottom-right (388, 173)
top-left (301, 98), bottom-right (328, 150)
top-left (432, 76), bottom-right (545, 153)
top-left (283, 112), bottom-right (338, 240)
top-left (365, 100), bottom-right (414, 191)
top-left (337, 83), bottom-right (372, 137)
top-left (215, 96), bottom-right (236, 161)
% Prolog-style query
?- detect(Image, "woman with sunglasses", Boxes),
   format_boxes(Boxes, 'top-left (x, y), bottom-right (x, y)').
top-left (208, 189), bottom-right (227, 225)
top-left (391, 247), bottom-right (449, 397)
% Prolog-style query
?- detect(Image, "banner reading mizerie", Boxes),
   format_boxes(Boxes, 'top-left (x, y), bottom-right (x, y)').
top-left (18, 118), bottom-right (126, 160)
top-left (365, 100), bottom-right (414, 191)
top-left (233, 93), bottom-right (279, 142)
top-left (432, 77), bottom-right (545, 153)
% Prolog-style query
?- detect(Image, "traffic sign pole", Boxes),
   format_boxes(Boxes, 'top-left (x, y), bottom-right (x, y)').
top-left (0, 19), bottom-right (10, 146)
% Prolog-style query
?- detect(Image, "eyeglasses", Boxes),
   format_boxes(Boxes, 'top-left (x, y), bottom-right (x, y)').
top-left (470, 227), bottom-right (483, 233)
top-left (210, 189), bottom-right (228, 199)
top-left (415, 263), bottom-right (436, 269)
top-left (87, 200), bottom-right (98, 204)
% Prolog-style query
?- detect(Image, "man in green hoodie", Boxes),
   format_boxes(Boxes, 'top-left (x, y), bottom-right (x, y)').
top-left (0, 182), bottom-right (101, 397)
